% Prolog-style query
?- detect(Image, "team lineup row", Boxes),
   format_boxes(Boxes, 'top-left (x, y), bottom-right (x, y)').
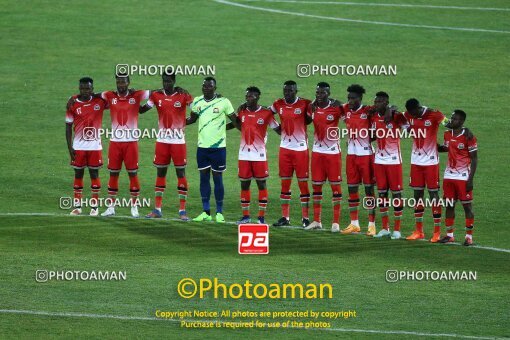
top-left (65, 73), bottom-right (478, 246)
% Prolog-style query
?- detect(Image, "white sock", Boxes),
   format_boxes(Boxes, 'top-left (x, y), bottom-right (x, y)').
top-left (466, 234), bottom-right (472, 240)
top-left (369, 221), bottom-right (375, 227)
top-left (447, 232), bottom-right (454, 237)
top-left (351, 220), bottom-right (359, 227)
top-left (155, 208), bottom-right (162, 212)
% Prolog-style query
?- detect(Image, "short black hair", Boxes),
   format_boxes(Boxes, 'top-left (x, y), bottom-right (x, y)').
top-left (283, 80), bottom-right (297, 87)
top-left (453, 109), bottom-right (467, 121)
top-left (162, 72), bottom-right (176, 81)
top-left (79, 77), bottom-right (93, 85)
top-left (316, 82), bottom-right (330, 89)
top-left (115, 73), bottom-right (130, 81)
top-left (405, 98), bottom-right (420, 110)
top-left (203, 77), bottom-right (216, 85)
top-left (246, 86), bottom-right (261, 95)
top-left (375, 91), bottom-right (389, 99)
top-left (347, 84), bottom-right (365, 96)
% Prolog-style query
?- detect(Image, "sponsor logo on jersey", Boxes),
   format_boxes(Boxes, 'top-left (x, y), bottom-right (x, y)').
top-left (386, 123), bottom-right (393, 129)
top-left (360, 113), bottom-right (367, 119)
top-left (213, 107), bottom-right (219, 113)
top-left (129, 98), bottom-right (136, 104)
top-left (174, 101), bottom-right (181, 108)
top-left (326, 114), bottom-right (334, 121)
top-left (294, 108), bottom-right (301, 114)
top-left (424, 120), bottom-right (431, 126)
top-left (458, 143), bottom-right (465, 150)
top-left (94, 104), bottom-right (100, 111)
top-left (257, 118), bottom-right (264, 125)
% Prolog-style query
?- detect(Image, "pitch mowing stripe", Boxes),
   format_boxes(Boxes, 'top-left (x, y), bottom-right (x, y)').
top-left (0, 309), bottom-right (503, 339)
top-left (241, 0), bottom-right (510, 12)
top-left (214, 0), bottom-right (510, 34)
top-left (0, 212), bottom-right (509, 254)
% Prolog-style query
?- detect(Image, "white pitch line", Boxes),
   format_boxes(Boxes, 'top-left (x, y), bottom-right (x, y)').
top-left (0, 309), bottom-right (504, 339)
top-left (1, 212), bottom-right (509, 253)
top-left (214, 0), bottom-right (510, 34)
top-left (240, 0), bottom-right (510, 12)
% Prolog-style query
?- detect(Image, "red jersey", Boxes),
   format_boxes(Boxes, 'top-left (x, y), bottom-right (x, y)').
top-left (238, 106), bottom-right (279, 161)
top-left (371, 111), bottom-right (408, 165)
top-left (404, 107), bottom-right (446, 166)
top-left (342, 104), bottom-right (373, 156)
top-left (101, 90), bottom-right (149, 142)
top-left (65, 96), bottom-right (107, 151)
top-left (147, 90), bottom-right (193, 144)
top-left (310, 103), bottom-right (344, 154)
top-left (443, 129), bottom-right (477, 181)
top-left (270, 97), bottom-right (311, 151)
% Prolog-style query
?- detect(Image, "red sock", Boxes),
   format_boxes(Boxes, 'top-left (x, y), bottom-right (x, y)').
top-left (177, 177), bottom-right (188, 211)
top-left (348, 192), bottom-right (359, 222)
top-left (445, 217), bottom-right (455, 234)
top-left (393, 199), bottom-right (403, 231)
top-left (414, 203), bottom-right (424, 233)
top-left (155, 176), bottom-right (166, 210)
top-left (90, 178), bottom-right (101, 207)
top-left (129, 175), bottom-right (140, 205)
top-left (73, 177), bottom-right (84, 206)
top-left (465, 218), bottom-right (474, 236)
top-left (380, 205), bottom-right (389, 230)
top-left (280, 179), bottom-right (291, 218)
top-left (312, 184), bottom-right (322, 222)
top-left (108, 175), bottom-right (119, 198)
top-left (241, 189), bottom-right (251, 217)
top-left (367, 194), bottom-right (376, 223)
top-left (432, 203), bottom-right (442, 233)
top-left (331, 184), bottom-right (342, 224)
top-left (298, 180), bottom-right (310, 219)
top-left (258, 188), bottom-right (268, 218)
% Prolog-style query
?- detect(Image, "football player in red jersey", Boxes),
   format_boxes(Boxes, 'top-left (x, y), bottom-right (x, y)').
top-left (140, 73), bottom-right (192, 220)
top-left (100, 73), bottom-right (149, 218)
top-left (234, 86), bottom-right (281, 224)
top-left (340, 84), bottom-right (377, 236)
top-left (304, 82), bottom-right (344, 232)
top-left (370, 92), bottom-right (408, 240)
top-left (65, 77), bottom-right (107, 216)
top-left (438, 110), bottom-right (478, 246)
top-left (270, 81), bottom-right (312, 228)
top-left (404, 98), bottom-right (447, 242)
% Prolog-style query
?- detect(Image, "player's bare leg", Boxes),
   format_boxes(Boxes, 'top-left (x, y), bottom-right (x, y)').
top-left (102, 171), bottom-right (120, 217)
top-left (146, 166), bottom-right (167, 219)
top-left (70, 168), bottom-right (85, 215)
top-left (365, 184), bottom-right (376, 236)
top-left (256, 180), bottom-right (268, 224)
top-left (407, 189), bottom-right (425, 240)
top-left (128, 170), bottom-right (140, 218)
top-left (88, 168), bottom-right (100, 216)
top-left (342, 185), bottom-right (361, 234)
top-left (237, 180), bottom-right (252, 224)
top-left (462, 202), bottom-right (474, 246)
top-left (429, 190), bottom-right (442, 242)
top-left (176, 168), bottom-right (189, 221)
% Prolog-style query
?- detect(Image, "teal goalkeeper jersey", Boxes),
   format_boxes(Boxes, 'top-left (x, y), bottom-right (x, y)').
top-left (191, 95), bottom-right (235, 148)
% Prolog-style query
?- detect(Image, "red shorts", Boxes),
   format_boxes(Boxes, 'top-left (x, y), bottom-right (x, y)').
top-left (153, 142), bottom-right (186, 168)
top-left (410, 164), bottom-right (439, 191)
top-left (279, 148), bottom-right (309, 180)
top-left (311, 152), bottom-right (342, 184)
top-left (443, 179), bottom-right (473, 203)
top-left (238, 160), bottom-right (269, 181)
top-left (346, 154), bottom-right (375, 186)
top-left (374, 163), bottom-right (403, 193)
top-left (71, 150), bottom-right (103, 169)
top-left (108, 141), bottom-right (139, 172)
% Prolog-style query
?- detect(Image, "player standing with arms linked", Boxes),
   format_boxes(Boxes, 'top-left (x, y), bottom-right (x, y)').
top-left (140, 73), bottom-right (193, 220)
top-left (66, 77), bottom-right (107, 216)
top-left (187, 77), bottom-right (236, 223)
top-left (234, 86), bottom-right (281, 224)
top-left (270, 80), bottom-right (312, 228)
top-left (438, 110), bottom-right (478, 246)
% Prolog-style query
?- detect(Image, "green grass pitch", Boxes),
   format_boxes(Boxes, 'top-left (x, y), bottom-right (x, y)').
top-left (0, 0), bottom-right (509, 338)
